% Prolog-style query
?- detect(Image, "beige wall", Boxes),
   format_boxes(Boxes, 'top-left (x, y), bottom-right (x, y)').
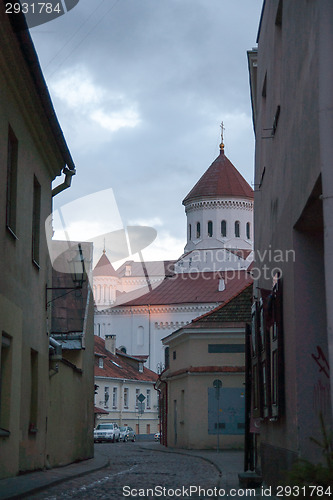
top-left (0, 11), bottom-right (93, 478)
top-left (164, 331), bottom-right (246, 449)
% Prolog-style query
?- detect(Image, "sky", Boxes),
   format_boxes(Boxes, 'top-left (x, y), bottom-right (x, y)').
top-left (31, 0), bottom-right (263, 267)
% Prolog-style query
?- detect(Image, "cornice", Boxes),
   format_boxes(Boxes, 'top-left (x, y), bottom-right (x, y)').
top-left (185, 199), bottom-right (253, 213)
top-left (95, 303), bottom-right (219, 316)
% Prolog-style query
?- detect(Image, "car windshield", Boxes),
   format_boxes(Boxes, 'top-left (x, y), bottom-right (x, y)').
top-left (119, 427), bottom-right (126, 432)
top-left (96, 424), bottom-right (113, 430)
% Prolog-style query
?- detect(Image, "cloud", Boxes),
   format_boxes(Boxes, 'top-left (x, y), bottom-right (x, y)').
top-left (91, 108), bottom-right (140, 133)
top-left (127, 217), bottom-right (164, 228)
top-left (50, 65), bottom-right (141, 135)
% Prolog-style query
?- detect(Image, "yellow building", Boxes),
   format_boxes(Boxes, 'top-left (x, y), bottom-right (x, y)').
top-left (158, 282), bottom-right (252, 450)
top-left (0, 8), bottom-right (93, 478)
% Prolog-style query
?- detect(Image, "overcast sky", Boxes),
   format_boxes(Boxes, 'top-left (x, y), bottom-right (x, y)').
top-left (31, 0), bottom-right (263, 266)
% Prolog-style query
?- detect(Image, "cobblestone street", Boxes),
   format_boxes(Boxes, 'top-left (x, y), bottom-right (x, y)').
top-left (27, 442), bottom-right (221, 499)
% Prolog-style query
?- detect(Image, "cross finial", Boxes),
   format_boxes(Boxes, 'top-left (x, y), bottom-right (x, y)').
top-left (103, 238), bottom-right (106, 254)
top-left (219, 121), bottom-right (225, 152)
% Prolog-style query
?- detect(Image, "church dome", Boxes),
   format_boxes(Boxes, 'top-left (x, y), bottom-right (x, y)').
top-left (183, 149), bottom-right (253, 206)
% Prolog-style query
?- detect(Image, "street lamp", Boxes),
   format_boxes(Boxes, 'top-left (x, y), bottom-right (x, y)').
top-left (45, 243), bottom-right (86, 309)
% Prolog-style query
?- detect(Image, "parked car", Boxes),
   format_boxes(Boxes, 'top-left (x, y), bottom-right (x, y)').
top-left (154, 432), bottom-right (161, 441)
top-left (119, 426), bottom-right (136, 442)
top-left (94, 423), bottom-right (120, 442)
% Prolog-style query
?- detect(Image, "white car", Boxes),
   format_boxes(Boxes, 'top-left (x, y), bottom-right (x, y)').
top-left (94, 423), bottom-right (120, 443)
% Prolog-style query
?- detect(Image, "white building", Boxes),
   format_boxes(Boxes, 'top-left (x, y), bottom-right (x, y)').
top-left (94, 334), bottom-right (159, 435)
top-left (94, 143), bottom-right (254, 372)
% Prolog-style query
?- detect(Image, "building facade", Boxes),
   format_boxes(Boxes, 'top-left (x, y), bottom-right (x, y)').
top-left (248, 0), bottom-right (333, 486)
top-left (94, 335), bottom-right (159, 436)
top-left (158, 284), bottom-right (252, 449)
top-left (0, 8), bottom-right (93, 478)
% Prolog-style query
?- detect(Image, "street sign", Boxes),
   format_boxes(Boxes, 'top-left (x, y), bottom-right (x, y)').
top-left (138, 402), bottom-right (145, 414)
top-left (137, 393), bottom-right (146, 403)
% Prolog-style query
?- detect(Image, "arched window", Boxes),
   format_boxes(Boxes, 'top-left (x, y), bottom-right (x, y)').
top-left (189, 224), bottom-right (192, 240)
top-left (196, 222), bottom-right (201, 238)
top-left (246, 222), bottom-right (251, 239)
top-left (208, 221), bottom-right (213, 237)
top-left (221, 220), bottom-right (227, 237)
top-left (235, 221), bottom-right (240, 238)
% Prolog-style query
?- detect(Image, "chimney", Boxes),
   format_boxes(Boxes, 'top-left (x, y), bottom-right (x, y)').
top-left (218, 278), bottom-right (225, 292)
top-left (105, 334), bottom-right (116, 354)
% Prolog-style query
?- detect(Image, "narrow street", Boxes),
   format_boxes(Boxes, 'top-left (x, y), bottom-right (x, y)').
top-left (27, 442), bottom-right (221, 499)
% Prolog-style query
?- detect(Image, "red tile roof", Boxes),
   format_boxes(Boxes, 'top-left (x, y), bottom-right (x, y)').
top-left (94, 336), bottom-right (158, 382)
top-left (93, 252), bottom-right (119, 277)
top-left (94, 406), bottom-right (109, 414)
top-left (116, 270), bottom-right (252, 307)
top-left (183, 150), bottom-right (254, 204)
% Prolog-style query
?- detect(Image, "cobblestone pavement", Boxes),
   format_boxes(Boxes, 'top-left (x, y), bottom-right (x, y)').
top-left (27, 442), bottom-right (221, 500)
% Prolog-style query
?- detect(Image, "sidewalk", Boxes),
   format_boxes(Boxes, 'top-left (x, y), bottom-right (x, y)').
top-left (0, 451), bottom-right (109, 500)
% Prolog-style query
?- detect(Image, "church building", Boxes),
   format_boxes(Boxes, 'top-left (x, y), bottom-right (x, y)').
top-left (93, 139), bottom-right (254, 372)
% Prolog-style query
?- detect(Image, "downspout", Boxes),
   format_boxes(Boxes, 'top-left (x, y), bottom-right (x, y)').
top-left (49, 336), bottom-right (62, 359)
top-left (319, 0), bottom-right (333, 418)
top-left (52, 166), bottom-right (76, 197)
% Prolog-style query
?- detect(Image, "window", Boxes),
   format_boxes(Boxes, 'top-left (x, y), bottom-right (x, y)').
top-left (146, 389), bottom-right (151, 409)
top-left (32, 176), bottom-right (41, 266)
top-left (196, 222), bottom-right (200, 239)
top-left (29, 349), bottom-right (38, 433)
top-left (189, 224), bottom-right (192, 240)
top-left (172, 350), bottom-right (176, 360)
top-left (112, 387), bottom-right (117, 408)
top-left (137, 326), bottom-right (144, 346)
top-left (124, 388), bottom-right (129, 408)
top-left (221, 220), bottom-right (227, 237)
top-left (0, 333), bottom-right (12, 436)
top-left (6, 126), bottom-right (18, 236)
top-left (135, 388), bottom-right (140, 409)
top-left (235, 221), bottom-right (240, 238)
top-left (99, 358), bottom-right (104, 369)
top-left (104, 386), bottom-right (109, 407)
top-left (208, 221), bottom-right (213, 237)
top-left (246, 222), bottom-right (251, 240)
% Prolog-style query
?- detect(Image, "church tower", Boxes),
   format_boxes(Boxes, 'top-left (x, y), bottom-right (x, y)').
top-left (175, 131), bottom-right (254, 273)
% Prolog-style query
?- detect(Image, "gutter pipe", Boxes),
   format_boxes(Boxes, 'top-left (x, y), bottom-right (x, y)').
top-left (52, 166), bottom-right (76, 197)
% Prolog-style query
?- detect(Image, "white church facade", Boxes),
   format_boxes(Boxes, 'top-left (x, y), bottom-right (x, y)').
top-left (93, 142), bottom-right (254, 372)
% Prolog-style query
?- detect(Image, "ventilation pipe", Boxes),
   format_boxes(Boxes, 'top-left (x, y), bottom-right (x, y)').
top-left (49, 336), bottom-right (62, 360)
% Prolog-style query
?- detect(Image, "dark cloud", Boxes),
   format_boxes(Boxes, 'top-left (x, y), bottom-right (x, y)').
top-left (31, 0), bottom-right (262, 258)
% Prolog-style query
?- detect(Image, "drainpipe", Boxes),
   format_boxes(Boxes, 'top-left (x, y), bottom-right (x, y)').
top-left (49, 337), bottom-right (62, 359)
top-left (319, 0), bottom-right (333, 417)
top-left (52, 166), bottom-right (76, 197)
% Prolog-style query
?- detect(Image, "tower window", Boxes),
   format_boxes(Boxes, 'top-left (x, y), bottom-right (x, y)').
top-left (196, 222), bottom-right (201, 239)
top-left (221, 220), bottom-right (227, 237)
top-left (235, 221), bottom-right (240, 238)
top-left (246, 222), bottom-right (251, 240)
top-left (189, 224), bottom-right (192, 240)
top-left (208, 221), bottom-right (213, 237)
